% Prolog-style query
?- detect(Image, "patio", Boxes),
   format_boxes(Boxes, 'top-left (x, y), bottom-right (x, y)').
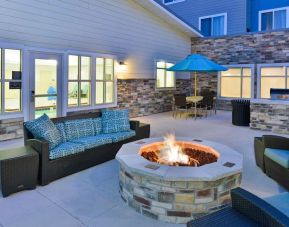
top-left (0, 110), bottom-right (286, 227)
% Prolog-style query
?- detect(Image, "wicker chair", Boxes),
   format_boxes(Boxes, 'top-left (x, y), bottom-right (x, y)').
top-left (187, 187), bottom-right (289, 227)
top-left (173, 94), bottom-right (192, 119)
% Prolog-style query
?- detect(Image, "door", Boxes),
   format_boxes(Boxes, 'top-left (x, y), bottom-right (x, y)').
top-left (30, 53), bottom-right (62, 119)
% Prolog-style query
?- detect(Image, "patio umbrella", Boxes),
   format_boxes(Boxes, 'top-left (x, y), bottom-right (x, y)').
top-left (167, 54), bottom-right (227, 96)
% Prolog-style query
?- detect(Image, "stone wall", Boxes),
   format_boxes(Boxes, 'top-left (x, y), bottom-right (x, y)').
top-left (0, 118), bottom-right (23, 141)
top-left (191, 29), bottom-right (289, 110)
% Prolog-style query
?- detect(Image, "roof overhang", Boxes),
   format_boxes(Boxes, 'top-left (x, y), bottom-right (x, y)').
top-left (134, 0), bottom-right (203, 37)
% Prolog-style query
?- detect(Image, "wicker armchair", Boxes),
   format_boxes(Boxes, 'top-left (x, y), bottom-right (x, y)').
top-left (187, 187), bottom-right (289, 227)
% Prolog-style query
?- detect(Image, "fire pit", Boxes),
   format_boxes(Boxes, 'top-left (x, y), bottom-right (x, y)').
top-left (116, 136), bottom-right (242, 224)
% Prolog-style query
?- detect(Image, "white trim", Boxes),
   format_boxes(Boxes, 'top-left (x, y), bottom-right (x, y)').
top-left (163, 0), bottom-right (185, 6)
top-left (198, 13), bottom-right (228, 36)
top-left (218, 64), bottom-right (255, 99)
top-left (258, 7), bottom-right (289, 31)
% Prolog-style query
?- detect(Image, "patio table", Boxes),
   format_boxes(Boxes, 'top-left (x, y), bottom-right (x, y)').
top-left (186, 96), bottom-right (203, 119)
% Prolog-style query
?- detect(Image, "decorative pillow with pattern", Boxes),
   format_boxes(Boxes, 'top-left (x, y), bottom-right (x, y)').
top-left (92, 117), bottom-right (102, 135)
top-left (102, 109), bottom-right (130, 134)
top-left (64, 118), bottom-right (95, 141)
top-left (24, 114), bottom-right (62, 150)
top-left (55, 122), bottom-right (67, 143)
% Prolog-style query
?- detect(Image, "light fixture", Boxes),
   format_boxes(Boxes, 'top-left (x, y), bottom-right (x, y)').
top-left (116, 61), bottom-right (128, 73)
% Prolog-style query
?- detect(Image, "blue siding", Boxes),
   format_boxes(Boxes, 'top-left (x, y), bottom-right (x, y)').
top-left (154, 0), bottom-right (248, 36)
top-left (250, 0), bottom-right (289, 32)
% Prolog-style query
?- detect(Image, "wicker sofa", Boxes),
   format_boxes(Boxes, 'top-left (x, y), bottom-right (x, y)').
top-left (254, 135), bottom-right (289, 190)
top-left (24, 112), bottom-right (150, 186)
top-left (187, 187), bottom-right (289, 227)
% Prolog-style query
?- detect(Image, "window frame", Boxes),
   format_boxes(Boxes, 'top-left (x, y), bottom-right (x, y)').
top-left (258, 7), bottom-right (289, 31)
top-left (199, 13), bottom-right (228, 37)
top-left (257, 63), bottom-right (289, 99)
top-left (163, 0), bottom-right (185, 5)
top-left (218, 64), bottom-right (254, 100)
top-left (155, 59), bottom-right (176, 91)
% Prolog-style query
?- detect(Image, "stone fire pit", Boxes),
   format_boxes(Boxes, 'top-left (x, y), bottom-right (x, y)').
top-left (116, 137), bottom-right (242, 224)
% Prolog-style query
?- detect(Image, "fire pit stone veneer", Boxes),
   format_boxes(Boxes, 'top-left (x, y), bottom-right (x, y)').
top-left (116, 137), bottom-right (242, 224)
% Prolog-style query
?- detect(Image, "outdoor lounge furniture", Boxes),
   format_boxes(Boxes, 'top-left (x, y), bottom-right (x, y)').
top-left (173, 94), bottom-right (192, 119)
top-left (23, 110), bottom-right (150, 186)
top-left (254, 135), bottom-right (289, 190)
top-left (231, 99), bottom-right (250, 126)
top-left (187, 187), bottom-right (289, 227)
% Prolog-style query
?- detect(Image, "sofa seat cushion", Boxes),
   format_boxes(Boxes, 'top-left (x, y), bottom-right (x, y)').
top-left (72, 134), bottom-right (112, 150)
top-left (108, 130), bottom-right (136, 143)
top-left (265, 192), bottom-right (289, 217)
top-left (102, 109), bottom-right (130, 133)
top-left (265, 148), bottom-right (289, 168)
top-left (25, 114), bottom-right (62, 150)
top-left (64, 118), bottom-right (95, 141)
top-left (49, 142), bottom-right (85, 160)
top-left (55, 122), bottom-right (67, 142)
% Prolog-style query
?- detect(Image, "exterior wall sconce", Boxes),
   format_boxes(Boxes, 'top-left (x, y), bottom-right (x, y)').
top-left (116, 61), bottom-right (128, 74)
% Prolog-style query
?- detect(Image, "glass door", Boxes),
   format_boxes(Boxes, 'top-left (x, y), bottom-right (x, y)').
top-left (30, 53), bottom-right (62, 119)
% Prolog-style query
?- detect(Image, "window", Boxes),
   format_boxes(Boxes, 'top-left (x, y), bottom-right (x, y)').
top-left (68, 55), bottom-right (91, 107)
top-left (156, 61), bottom-right (175, 89)
top-left (219, 66), bottom-right (253, 98)
top-left (96, 58), bottom-right (114, 104)
top-left (0, 49), bottom-right (22, 113)
top-left (199, 13), bottom-right (227, 37)
top-left (163, 0), bottom-right (185, 5)
top-left (259, 7), bottom-right (289, 31)
top-left (259, 65), bottom-right (289, 98)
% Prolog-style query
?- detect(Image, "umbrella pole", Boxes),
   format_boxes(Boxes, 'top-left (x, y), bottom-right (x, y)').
top-left (194, 72), bottom-right (197, 96)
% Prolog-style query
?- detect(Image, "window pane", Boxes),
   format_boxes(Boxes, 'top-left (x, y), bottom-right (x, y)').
top-left (5, 49), bottom-right (21, 80)
top-left (220, 77), bottom-right (241, 98)
top-left (157, 69), bottom-right (165, 88)
top-left (68, 82), bottom-right (78, 107)
top-left (96, 82), bottom-right (104, 104)
top-left (261, 77), bottom-right (285, 98)
top-left (105, 59), bottom-right (113, 81)
top-left (243, 68), bottom-right (252, 77)
top-left (81, 56), bottom-right (90, 80)
top-left (166, 71), bottom-right (175, 87)
top-left (68, 55), bottom-right (78, 80)
top-left (4, 82), bottom-right (21, 112)
top-left (105, 82), bottom-right (114, 103)
top-left (261, 67), bottom-right (285, 76)
top-left (35, 97), bottom-right (57, 119)
top-left (201, 18), bottom-right (212, 36)
top-left (221, 68), bottom-right (241, 76)
top-left (274, 10), bottom-right (286, 29)
top-left (157, 61), bottom-right (165, 68)
top-left (96, 58), bottom-right (104, 80)
top-left (0, 49), bottom-right (1, 79)
top-left (80, 82), bottom-right (90, 106)
top-left (166, 62), bottom-right (174, 69)
top-left (212, 16), bottom-right (225, 36)
top-left (261, 12), bottom-right (273, 31)
top-left (242, 77), bottom-right (251, 98)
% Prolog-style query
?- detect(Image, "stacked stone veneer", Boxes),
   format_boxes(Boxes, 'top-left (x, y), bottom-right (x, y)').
top-left (119, 166), bottom-right (241, 224)
top-left (0, 118), bottom-right (23, 141)
top-left (251, 102), bottom-right (289, 134)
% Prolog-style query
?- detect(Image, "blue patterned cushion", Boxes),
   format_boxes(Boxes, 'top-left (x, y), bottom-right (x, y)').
top-left (108, 130), bottom-right (136, 142)
top-left (72, 134), bottom-right (112, 149)
top-left (49, 142), bottom-right (85, 160)
top-left (64, 118), bottom-right (95, 141)
top-left (55, 122), bottom-right (66, 142)
top-left (92, 117), bottom-right (102, 135)
top-left (25, 114), bottom-right (62, 150)
top-left (102, 109), bottom-right (130, 133)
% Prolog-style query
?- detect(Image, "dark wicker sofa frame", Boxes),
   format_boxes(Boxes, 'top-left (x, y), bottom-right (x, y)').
top-left (23, 112), bottom-right (150, 186)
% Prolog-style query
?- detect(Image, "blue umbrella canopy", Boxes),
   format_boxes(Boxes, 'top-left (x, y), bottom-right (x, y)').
top-left (167, 54), bottom-right (227, 72)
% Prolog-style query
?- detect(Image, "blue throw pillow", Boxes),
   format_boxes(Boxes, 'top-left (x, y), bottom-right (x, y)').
top-left (25, 114), bottom-right (62, 150)
top-left (102, 109), bottom-right (130, 133)
top-left (55, 122), bottom-right (67, 143)
top-left (92, 117), bottom-right (102, 135)
top-left (64, 118), bottom-right (95, 141)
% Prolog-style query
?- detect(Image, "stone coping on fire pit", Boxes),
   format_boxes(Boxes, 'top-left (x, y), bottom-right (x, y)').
top-left (116, 137), bottom-right (243, 181)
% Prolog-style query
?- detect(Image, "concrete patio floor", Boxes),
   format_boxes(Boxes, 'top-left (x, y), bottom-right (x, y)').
top-left (0, 111), bottom-right (286, 227)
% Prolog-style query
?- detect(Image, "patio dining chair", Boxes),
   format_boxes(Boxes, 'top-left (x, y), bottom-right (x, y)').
top-left (173, 94), bottom-right (192, 119)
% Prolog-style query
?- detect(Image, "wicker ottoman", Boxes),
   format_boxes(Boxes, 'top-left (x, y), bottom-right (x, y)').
top-left (0, 146), bottom-right (39, 197)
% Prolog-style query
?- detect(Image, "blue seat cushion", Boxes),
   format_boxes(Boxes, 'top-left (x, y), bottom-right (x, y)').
top-left (49, 142), bottom-right (85, 160)
top-left (265, 148), bottom-right (289, 168)
top-left (102, 109), bottom-right (130, 133)
top-left (64, 118), bottom-right (95, 141)
top-left (108, 130), bottom-right (136, 142)
top-left (55, 122), bottom-right (66, 142)
top-left (25, 114), bottom-right (62, 150)
top-left (265, 192), bottom-right (289, 217)
top-left (72, 134), bottom-right (112, 149)
top-left (92, 117), bottom-right (102, 135)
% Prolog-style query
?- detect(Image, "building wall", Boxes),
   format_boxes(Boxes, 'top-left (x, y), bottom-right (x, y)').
top-left (154, 0), bottom-right (248, 35)
top-left (250, 0), bottom-right (289, 32)
top-left (191, 30), bottom-right (289, 110)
